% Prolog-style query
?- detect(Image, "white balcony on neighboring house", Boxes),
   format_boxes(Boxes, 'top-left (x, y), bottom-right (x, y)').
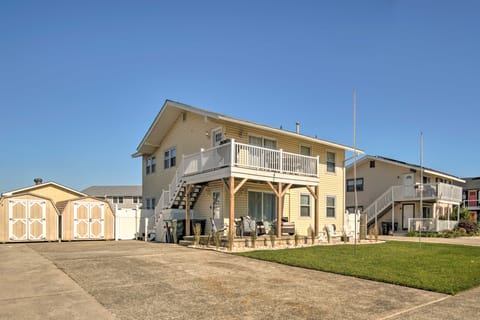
top-left (463, 198), bottom-right (480, 211)
top-left (366, 183), bottom-right (463, 225)
top-left (181, 139), bottom-right (320, 186)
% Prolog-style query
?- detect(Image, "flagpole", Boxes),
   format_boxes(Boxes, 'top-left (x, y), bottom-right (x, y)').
top-left (353, 88), bottom-right (358, 254)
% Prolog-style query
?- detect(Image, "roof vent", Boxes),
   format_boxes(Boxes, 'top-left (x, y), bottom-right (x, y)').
top-left (296, 122), bottom-right (300, 134)
top-left (34, 178), bottom-right (43, 185)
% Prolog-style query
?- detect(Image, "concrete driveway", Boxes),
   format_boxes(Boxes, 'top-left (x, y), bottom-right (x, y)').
top-left (1, 240), bottom-right (479, 320)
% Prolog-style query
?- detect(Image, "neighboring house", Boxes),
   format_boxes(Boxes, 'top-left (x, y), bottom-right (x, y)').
top-left (133, 100), bottom-right (361, 241)
top-left (0, 179), bottom-right (115, 242)
top-left (345, 156), bottom-right (464, 234)
top-left (456, 177), bottom-right (480, 223)
top-left (82, 185), bottom-right (142, 210)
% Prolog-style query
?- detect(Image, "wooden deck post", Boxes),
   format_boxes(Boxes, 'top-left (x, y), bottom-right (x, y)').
top-left (229, 176), bottom-right (235, 237)
top-left (277, 183), bottom-right (283, 237)
top-left (315, 185), bottom-right (320, 236)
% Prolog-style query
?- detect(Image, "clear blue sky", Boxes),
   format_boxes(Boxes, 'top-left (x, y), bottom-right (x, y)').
top-left (1, 0), bottom-right (479, 193)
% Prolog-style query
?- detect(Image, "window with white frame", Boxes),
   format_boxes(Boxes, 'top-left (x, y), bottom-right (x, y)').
top-left (146, 157), bottom-right (155, 175)
top-left (326, 196), bottom-right (336, 218)
top-left (133, 196), bottom-right (140, 204)
top-left (326, 152), bottom-right (336, 173)
top-left (249, 136), bottom-right (277, 149)
top-left (300, 145), bottom-right (311, 156)
top-left (300, 194), bottom-right (311, 217)
top-left (212, 128), bottom-right (223, 146)
top-left (164, 147), bottom-right (176, 169)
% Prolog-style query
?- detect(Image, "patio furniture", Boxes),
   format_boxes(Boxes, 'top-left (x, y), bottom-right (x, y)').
top-left (256, 221), bottom-right (266, 236)
top-left (272, 217), bottom-right (295, 235)
top-left (240, 216), bottom-right (256, 236)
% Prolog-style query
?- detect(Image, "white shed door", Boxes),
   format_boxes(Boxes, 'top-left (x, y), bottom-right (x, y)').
top-left (8, 199), bottom-right (46, 241)
top-left (73, 202), bottom-right (105, 239)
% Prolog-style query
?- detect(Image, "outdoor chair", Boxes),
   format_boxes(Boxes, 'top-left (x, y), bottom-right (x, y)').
top-left (240, 216), bottom-right (256, 236)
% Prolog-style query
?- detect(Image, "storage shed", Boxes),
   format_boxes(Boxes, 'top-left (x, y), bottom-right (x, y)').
top-left (0, 194), bottom-right (59, 243)
top-left (58, 197), bottom-right (115, 241)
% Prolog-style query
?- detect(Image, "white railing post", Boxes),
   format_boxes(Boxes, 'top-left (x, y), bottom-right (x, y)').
top-left (374, 201), bottom-right (378, 227)
top-left (230, 139), bottom-right (235, 166)
top-left (279, 149), bottom-right (283, 173)
top-left (316, 156), bottom-right (320, 177)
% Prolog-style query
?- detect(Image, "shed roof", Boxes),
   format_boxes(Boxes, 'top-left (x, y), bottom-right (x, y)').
top-left (1, 181), bottom-right (88, 198)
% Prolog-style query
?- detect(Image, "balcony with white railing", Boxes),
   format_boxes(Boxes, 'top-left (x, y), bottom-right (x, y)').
top-left (181, 139), bottom-right (319, 184)
top-left (366, 183), bottom-right (463, 225)
top-left (463, 198), bottom-right (480, 210)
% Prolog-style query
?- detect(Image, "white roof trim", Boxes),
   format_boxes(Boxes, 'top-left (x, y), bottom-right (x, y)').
top-left (134, 99), bottom-right (363, 156)
top-left (348, 156), bottom-right (465, 183)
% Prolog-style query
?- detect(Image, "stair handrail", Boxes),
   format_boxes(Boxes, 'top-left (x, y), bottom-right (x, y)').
top-left (365, 187), bottom-right (394, 224)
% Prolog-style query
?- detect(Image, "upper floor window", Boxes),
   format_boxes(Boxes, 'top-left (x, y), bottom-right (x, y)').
top-left (326, 196), bottom-right (336, 218)
top-left (145, 197), bottom-right (156, 210)
top-left (423, 176), bottom-right (431, 184)
top-left (164, 147), bottom-right (176, 169)
top-left (300, 194), bottom-right (311, 217)
top-left (146, 156), bottom-right (156, 175)
top-left (113, 196), bottom-right (124, 204)
top-left (249, 136), bottom-right (277, 149)
top-left (326, 152), bottom-right (336, 173)
top-left (300, 145), bottom-right (311, 156)
top-left (133, 196), bottom-right (141, 204)
top-left (212, 128), bottom-right (223, 146)
top-left (369, 160), bottom-right (375, 168)
top-left (346, 178), bottom-right (364, 192)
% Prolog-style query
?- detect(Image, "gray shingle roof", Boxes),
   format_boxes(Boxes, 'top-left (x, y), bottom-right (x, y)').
top-left (82, 186), bottom-right (142, 197)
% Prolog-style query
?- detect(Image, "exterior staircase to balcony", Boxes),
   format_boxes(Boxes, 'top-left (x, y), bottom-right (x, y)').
top-left (365, 187), bottom-right (394, 227)
top-left (150, 164), bottom-right (204, 239)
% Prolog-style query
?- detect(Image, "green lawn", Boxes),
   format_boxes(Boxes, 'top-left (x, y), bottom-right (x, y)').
top-left (234, 241), bottom-right (480, 295)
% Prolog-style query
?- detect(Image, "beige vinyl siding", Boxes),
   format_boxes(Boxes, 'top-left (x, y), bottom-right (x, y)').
top-left (143, 112), bottom-right (225, 206)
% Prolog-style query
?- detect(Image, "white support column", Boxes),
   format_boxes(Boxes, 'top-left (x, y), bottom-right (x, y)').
top-left (145, 217), bottom-right (149, 242)
top-left (279, 149), bottom-right (283, 173)
top-left (115, 204), bottom-right (119, 241)
top-left (391, 189), bottom-right (395, 236)
top-left (230, 139), bottom-right (236, 166)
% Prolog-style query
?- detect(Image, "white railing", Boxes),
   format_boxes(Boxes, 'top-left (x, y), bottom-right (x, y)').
top-left (392, 183), bottom-right (462, 202)
top-left (463, 199), bottom-right (480, 208)
top-left (366, 183), bottom-right (463, 225)
top-left (408, 218), bottom-right (458, 232)
top-left (366, 187), bottom-right (394, 223)
top-left (182, 139), bottom-right (319, 178)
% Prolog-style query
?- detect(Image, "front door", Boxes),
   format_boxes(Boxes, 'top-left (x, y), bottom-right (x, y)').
top-left (402, 204), bottom-right (414, 230)
top-left (403, 173), bottom-right (415, 198)
top-left (468, 190), bottom-right (477, 207)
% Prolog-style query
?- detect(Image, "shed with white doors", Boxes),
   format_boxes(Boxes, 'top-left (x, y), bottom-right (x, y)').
top-left (58, 197), bottom-right (114, 241)
top-left (0, 194), bottom-right (59, 243)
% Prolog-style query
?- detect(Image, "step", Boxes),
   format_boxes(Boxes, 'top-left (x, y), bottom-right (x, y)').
top-left (179, 240), bottom-right (194, 247)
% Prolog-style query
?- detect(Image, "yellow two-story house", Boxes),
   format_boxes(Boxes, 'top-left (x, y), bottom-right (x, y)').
top-left (134, 100), bottom-right (360, 241)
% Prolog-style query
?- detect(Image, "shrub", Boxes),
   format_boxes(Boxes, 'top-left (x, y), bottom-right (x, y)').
top-left (456, 221), bottom-right (479, 235)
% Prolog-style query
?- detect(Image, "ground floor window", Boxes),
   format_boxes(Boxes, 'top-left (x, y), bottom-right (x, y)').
top-left (300, 194), bottom-right (311, 217)
top-left (248, 191), bottom-right (276, 222)
top-left (326, 196), bottom-right (336, 218)
top-left (422, 206), bottom-right (432, 218)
